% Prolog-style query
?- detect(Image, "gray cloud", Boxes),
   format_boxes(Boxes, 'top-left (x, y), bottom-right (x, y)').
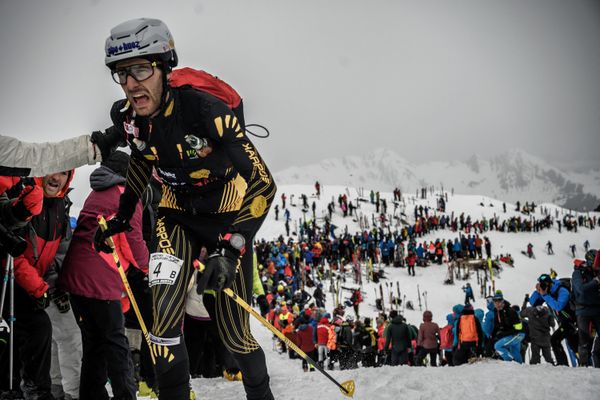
top-left (1, 0), bottom-right (598, 172)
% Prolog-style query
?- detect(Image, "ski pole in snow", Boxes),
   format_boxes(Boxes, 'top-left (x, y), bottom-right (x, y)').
top-left (417, 284), bottom-right (422, 311)
top-left (223, 288), bottom-right (356, 398)
top-left (98, 216), bottom-right (156, 365)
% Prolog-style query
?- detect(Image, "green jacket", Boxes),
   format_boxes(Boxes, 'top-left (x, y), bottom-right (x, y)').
top-left (252, 251), bottom-right (265, 296)
top-left (384, 316), bottom-right (415, 351)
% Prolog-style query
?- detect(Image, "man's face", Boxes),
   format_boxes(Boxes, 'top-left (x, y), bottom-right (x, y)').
top-left (42, 172), bottom-right (69, 197)
top-left (493, 300), bottom-right (503, 311)
top-left (116, 58), bottom-right (164, 117)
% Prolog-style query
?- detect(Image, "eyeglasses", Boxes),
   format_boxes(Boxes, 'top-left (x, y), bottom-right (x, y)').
top-left (111, 61), bottom-right (160, 84)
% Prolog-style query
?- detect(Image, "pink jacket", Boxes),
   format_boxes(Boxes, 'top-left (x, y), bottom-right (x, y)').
top-left (60, 167), bottom-right (148, 301)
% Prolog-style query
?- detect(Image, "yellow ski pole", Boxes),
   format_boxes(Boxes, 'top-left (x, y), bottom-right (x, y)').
top-left (221, 286), bottom-right (355, 397)
top-left (98, 216), bottom-right (155, 365)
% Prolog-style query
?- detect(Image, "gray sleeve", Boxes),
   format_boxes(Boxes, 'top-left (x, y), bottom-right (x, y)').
top-left (0, 134), bottom-right (99, 176)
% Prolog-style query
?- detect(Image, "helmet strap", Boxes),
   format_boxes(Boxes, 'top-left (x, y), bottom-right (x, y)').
top-left (157, 67), bottom-right (171, 115)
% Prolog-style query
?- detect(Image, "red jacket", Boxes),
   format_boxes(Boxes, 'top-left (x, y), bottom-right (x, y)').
top-left (317, 317), bottom-right (331, 345)
top-left (60, 166), bottom-right (147, 301)
top-left (296, 324), bottom-right (315, 353)
top-left (377, 323), bottom-right (387, 351)
top-left (14, 172), bottom-right (74, 298)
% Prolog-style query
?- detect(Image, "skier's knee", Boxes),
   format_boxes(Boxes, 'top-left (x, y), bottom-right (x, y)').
top-left (149, 334), bottom-right (189, 393)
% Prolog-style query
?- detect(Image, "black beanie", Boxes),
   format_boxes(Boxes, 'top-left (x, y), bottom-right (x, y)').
top-left (101, 150), bottom-right (130, 178)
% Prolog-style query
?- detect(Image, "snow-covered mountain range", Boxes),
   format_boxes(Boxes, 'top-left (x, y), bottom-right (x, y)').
top-left (274, 148), bottom-right (600, 211)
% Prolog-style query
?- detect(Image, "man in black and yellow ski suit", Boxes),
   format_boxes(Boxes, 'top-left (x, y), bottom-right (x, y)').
top-left (95, 18), bottom-right (276, 400)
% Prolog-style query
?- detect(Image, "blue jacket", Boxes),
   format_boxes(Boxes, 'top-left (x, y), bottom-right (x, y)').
top-left (474, 308), bottom-right (484, 324)
top-left (453, 240), bottom-right (461, 253)
top-left (416, 245), bottom-right (424, 259)
top-left (482, 301), bottom-right (495, 338)
top-left (303, 249), bottom-right (313, 264)
top-left (272, 253), bottom-right (287, 269)
top-left (529, 279), bottom-right (569, 313)
top-left (451, 304), bottom-right (464, 348)
top-left (468, 237), bottom-right (475, 250)
top-left (572, 269), bottom-right (600, 317)
top-left (380, 241), bottom-right (390, 257)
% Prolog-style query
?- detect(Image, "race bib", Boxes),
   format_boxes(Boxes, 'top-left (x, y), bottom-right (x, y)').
top-left (148, 253), bottom-right (184, 287)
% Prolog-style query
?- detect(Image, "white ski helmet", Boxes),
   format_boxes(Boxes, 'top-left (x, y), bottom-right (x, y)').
top-left (105, 18), bottom-right (178, 70)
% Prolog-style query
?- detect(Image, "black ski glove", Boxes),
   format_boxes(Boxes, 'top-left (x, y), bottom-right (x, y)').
top-left (196, 247), bottom-right (239, 294)
top-left (91, 126), bottom-right (125, 162)
top-left (49, 288), bottom-right (71, 313)
top-left (127, 266), bottom-right (151, 296)
top-left (34, 291), bottom-right (51, 310)
top-left (94, 215), bottom-right (132, 254)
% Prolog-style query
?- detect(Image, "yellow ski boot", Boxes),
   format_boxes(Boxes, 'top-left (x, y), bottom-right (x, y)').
top-left (223, 369), bottom-right (243, 381)
top-left (138, 381), bottom-right (158, 398)
top-left (190, 382), bottom-right (197, 400)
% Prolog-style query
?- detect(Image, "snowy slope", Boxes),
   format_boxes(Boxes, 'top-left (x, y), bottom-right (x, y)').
top-left (65, 172), bottom-right (600, 399)
top-left (273, 148), bottom-right (600, 211)
top-left (185, 184), bottom-right (600, 400)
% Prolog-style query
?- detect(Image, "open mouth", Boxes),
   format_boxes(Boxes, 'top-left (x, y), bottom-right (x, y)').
top-left (46, 181), bottom-right (60, 192)
top-left (132, 93), bottom-right (150, 107)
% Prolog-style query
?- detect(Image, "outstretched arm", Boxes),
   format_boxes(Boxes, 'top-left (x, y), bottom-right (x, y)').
top-left (0, 134), bottom-right (99, 176)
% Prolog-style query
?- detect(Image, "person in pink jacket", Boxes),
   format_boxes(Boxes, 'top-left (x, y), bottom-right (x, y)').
top-left (415, 310), bottom-right (440, 366)
top-left (60, 151), bottom-right (148, 400)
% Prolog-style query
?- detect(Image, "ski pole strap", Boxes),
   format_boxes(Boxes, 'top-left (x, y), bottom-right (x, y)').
top-left (245, 124), bottom-right (270, 138)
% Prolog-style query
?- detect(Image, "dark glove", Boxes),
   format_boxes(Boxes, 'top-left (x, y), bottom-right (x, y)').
top-left (196, 247), bottom-right (239, 294)
top-left (11, 184), bottom-right (43, 221)
top-left (34, 291), bottom-right (51, 310)
top-left (91, 126), bottom-right (125, 161)
top-left (49, 288), bottom-right (71, 313)
top-left (93, 215), bottom-right (132, 253)
top-left (126, 266), bottom-right (150, 296)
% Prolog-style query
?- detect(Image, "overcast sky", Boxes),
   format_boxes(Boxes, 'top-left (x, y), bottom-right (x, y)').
top-left (1, 0), bottom-right (599, 172)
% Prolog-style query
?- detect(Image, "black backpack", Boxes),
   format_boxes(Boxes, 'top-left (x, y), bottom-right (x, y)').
top-left (550, 278), bottom-right (577, 324)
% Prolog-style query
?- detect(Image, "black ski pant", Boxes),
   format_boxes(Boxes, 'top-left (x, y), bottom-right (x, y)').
top-left (529, 342), bottom-right (554, 365)
top-left (453, 341), bottom-right (478, 366)
top-left (148, 211), bottom-right (272, 400)
top-left (551, 323), bottom-right (578, 366)
top-left (389, 348), bottom-right (408, 366)
top-left (70, 295), bottom-right (137, 400)
top-left (442, 350), bottom-right (454, 366)
top-left (0, 283), bottom-right (52, 398)
top-left (416, 347), bottom-right (438, 366)
top-left (576, 315), bottom-right (600, 367)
